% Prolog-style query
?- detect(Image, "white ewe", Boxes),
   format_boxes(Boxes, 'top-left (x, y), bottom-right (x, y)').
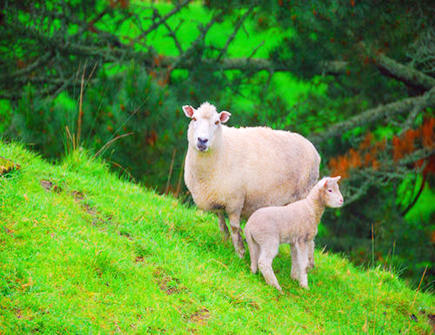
top-left (183, 102), bottom-right (321, 258)
top-left (244, 176), bottom-right (343, 290)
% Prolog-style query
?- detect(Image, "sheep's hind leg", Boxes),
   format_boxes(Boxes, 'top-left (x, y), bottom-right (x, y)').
top-left (217, 212), bottom-right (230, 240)
top-left (258, 242), bottom-right (281, 291)
top-left (307, 240), bottom-right (315, 271)
top-left (245, 228), bottom-right (260, 273)
top-left (228, 211), bottom-right (245, 258)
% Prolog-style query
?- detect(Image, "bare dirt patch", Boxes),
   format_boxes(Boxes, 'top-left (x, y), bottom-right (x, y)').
top-left (189, 308), bottom-right (210, 325)
top-left (152, 267), bottom-right (186, 295)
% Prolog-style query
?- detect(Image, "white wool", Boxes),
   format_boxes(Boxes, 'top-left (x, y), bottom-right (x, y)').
top-left (244, 177), bottom-right (343, 290)
top-left (183, 102), bottom-right (321, 258)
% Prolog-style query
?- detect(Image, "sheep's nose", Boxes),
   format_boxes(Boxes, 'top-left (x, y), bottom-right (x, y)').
top-left (198, 137), bottom-right (208, 144)
top-left (339, 198), bottom-right (344, 204)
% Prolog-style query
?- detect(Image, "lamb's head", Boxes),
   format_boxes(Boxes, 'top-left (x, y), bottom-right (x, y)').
top-left (318, 176), bottom-right (344, 208)
top-left (182, 102), bottom-right (231, 153)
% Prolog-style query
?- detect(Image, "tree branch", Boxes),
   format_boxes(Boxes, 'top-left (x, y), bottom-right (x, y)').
top-left (310, 86), bottom-right (435, 145)
top-left (134, 0), bottom-right (192, 43)
top-left (342, 147), bottom-right (434, 206)
top-left (216, 8), bottom-right (253, 62)
top-left (373, 52), bottom-right (435, 91)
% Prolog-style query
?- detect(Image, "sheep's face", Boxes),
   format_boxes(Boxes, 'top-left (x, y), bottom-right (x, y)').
top-left (320, 176), bottom-right (344, 208)
top-left (182, 102), bottom-right (231, 152)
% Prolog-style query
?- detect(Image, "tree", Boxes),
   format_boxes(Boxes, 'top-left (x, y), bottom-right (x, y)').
top-left (1, 0), bottom-right (434, 284)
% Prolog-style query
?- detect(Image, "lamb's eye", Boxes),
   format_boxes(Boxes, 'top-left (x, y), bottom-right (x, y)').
top-left (215, 120), bottom-right (219, 125)
top-left (192, 117), bottom-right (197, 121)
top-left (328, 189), bottom-right (332, 193)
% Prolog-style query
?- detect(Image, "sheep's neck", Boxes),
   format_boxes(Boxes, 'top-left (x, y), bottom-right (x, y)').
top-left (189, 145), bottom-right (222, 179)
top-left (306, 190), bottom-right (325, 224)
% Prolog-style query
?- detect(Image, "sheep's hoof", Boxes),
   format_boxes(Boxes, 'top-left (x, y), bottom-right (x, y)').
top-left (236, 250), bottom-right (245, 259)
top-left (221, 233), bottom-right (230, 241)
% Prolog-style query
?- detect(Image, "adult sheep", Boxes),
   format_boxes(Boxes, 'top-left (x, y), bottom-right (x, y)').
top-left (183, 102), bottom-right (320, 258)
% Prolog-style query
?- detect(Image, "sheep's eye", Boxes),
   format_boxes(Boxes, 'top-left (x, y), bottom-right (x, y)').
top-left (192, 117), bottom-right (197, 121)
top-left (328, 189), bottom-right (332, 193)
top-left (215, 120), bottom-right (219, 125)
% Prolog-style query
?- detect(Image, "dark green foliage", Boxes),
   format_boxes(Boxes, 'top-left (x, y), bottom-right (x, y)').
top-left (6, 63), bottom-right (188, 190)
top-left (1, 0), bottom-right (434, 287)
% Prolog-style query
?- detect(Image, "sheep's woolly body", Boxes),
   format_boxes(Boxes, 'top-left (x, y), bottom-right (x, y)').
top-left (185, 125), bottom-right (320, 217)
top-left (244, 177), bottom-right (343, 290)
top-left (245, 181), bottom-right (326, 247)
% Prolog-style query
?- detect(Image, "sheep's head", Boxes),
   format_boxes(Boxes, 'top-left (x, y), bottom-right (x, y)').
top-left (182, 102), bottom-right (231, 152)
top-left (319, 176), bottom-right (344, 208)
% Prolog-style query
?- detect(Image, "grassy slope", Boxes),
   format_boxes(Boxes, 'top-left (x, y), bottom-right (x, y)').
top-left (0, 141), bottom-right (433, 334)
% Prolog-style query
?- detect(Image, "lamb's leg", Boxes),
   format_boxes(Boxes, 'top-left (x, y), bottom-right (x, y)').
top-left (228, 211), bottom-right (245, 258)
top-left (245, 227), bottom-right (260, 273)
top-left (290, 243), bottom-right (299, 280)
top-left (217, 212), bottom-right (230, 240)
top-left (295, 241), bottom-right (309, 289)
top-left (307, 240), bottom-right (315, 271)
top-left (258, 242), bottom-right (281, 291)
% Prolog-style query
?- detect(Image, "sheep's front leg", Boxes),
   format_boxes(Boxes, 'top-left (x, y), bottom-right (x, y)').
top-left (217, 212), bottom-right (230, 240)
top-left (290, 243), bottom-right (299, 281)
top-left (228, 211), bottom-right (245, 258)
top-left (295, 241), bottom-right (309, 289)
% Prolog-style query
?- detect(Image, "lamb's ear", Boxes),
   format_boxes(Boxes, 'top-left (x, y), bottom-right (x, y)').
top-left (319, 178), bottom-right (329, 189)
top-left (333, 176), bottom-right (341, 183)
top-left (219, 111), bottom-right (231, 123)
top-left (182, 105), bottom-right (195, 118)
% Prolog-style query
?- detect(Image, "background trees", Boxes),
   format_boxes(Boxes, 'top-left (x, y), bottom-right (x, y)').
top-left (1, 0), bottom-right (433, 286)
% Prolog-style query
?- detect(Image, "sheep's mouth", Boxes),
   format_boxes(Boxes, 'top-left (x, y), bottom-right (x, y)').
top-left (196, 143), bottom-right (208, 152)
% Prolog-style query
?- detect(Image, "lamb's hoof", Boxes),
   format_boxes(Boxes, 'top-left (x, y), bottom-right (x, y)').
top-left (236, 249), bottom-right (245, 259)
top-left (275, 285), bottom-right (283, 292)
top-left (300, 284), bottom-right (309, 290)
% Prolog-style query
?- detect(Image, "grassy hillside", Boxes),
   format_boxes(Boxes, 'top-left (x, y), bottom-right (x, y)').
top-left (0, 141), bottom-right (433, 334)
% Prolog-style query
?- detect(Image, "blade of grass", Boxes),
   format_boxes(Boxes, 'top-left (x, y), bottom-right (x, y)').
top-left (94, 132), bottom-right (134, 158)
top-left (165, 148), bottom-right (176, 195)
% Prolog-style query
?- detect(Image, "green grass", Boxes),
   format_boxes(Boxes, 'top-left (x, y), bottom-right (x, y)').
top-left (0, 141), bottom-right (433, 334)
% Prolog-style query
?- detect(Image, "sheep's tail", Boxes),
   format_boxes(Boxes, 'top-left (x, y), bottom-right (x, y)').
top-left (244, 224), bottom-right (260, 273)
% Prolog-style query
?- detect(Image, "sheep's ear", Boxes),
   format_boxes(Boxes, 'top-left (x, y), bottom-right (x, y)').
top-left (323, 179), bottom-right (329, 189)
top-left (333, 176), bottom-right (341, 183)
top-left (182, 105), bottom-right (195, 118)
top-left (219, 111), bottom-right (231, 123)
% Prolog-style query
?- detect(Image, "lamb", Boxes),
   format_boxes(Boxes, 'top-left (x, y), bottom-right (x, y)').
top-left (182, 102), bottom-right (321, 258)
top-left (244, 176), bottom-right (343, 291)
